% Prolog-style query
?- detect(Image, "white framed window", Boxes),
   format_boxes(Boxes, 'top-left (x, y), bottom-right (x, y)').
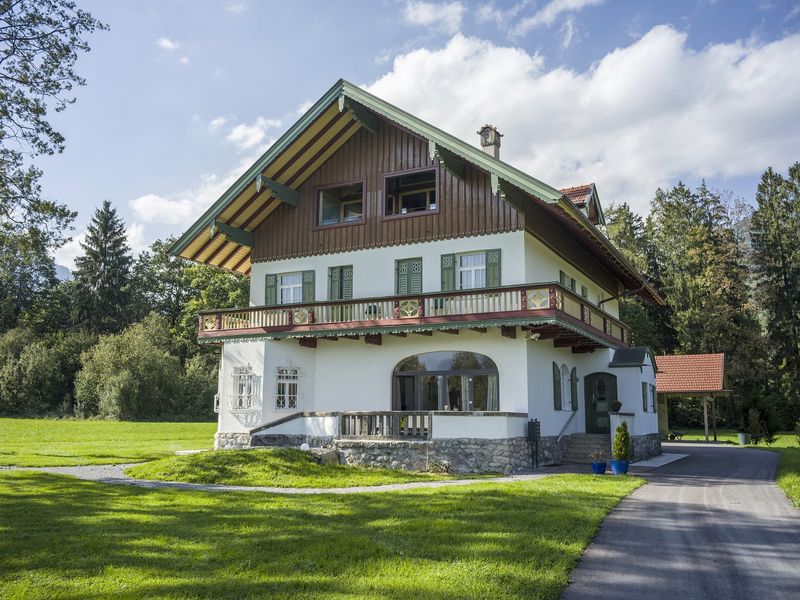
top-left (230, 366), bottom-right (259, 411)
top-left (457, 252), bottom-right (486, 290)
top-left (275, 367), bottom-right (300, 411)
top-left (279, 273), bottom-right (303, 305)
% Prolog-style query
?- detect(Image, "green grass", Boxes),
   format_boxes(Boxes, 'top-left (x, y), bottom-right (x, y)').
top-left (676, 428), bottom-right (800, 508)
top-left (127, 448), bottom-right (456, 488)
top-left (0, 418), bottom-right (216, 467)
top-left (0, 471), bottom-right (643, 599)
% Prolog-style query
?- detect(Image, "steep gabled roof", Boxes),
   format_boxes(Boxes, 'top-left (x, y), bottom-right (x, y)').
top-left (169, 79), bottom-right (661, 304)
top-left (655, 353), bottom-right (727, 395)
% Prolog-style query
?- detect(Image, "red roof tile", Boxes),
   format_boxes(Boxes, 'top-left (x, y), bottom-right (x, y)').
top-left (655, 353), bottom-right (726, 394)
top-left (560, 183), bottom-right (594, 207)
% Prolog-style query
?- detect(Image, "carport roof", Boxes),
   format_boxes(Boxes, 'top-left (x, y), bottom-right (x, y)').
top-left (655, 353), bottom-right (728, 395)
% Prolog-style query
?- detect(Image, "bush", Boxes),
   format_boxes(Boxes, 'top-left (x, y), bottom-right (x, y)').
top-left (747, 407), bottom-right (775, 446)
top-left (75, 314), bottom-right (183, 420)
top-left (176, 353), bottom-right (218, 421)
top-left (0, 328), bottom-right (95, 416)
top-left (612, 421), bottom-right (631, 461)
top-left (795, 419), bottom-right (800, 447)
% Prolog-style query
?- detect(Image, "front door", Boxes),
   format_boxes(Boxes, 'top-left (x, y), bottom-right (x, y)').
top-left (584, 372), bottom-right (617, 434)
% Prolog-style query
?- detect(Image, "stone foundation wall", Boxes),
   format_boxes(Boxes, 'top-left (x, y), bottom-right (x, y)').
top-left (251, 434), bottom-right (335, 448)
top-left (216, 431), bottom-right (570, 473)
top-left (335, 437), bottom-right (533, 474)
top-left (631, 433), bottom-right (661, 461)
top-left (214, 432), bottom-right (252, 450)
top-left (537, 435), bottom-right (568, 466)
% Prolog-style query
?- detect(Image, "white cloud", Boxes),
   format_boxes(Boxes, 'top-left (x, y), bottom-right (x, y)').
top-left (295, 99), bottom-right (314, 116)
top-left (224, 1), bottom-right (247, 14)
top-left (179, 55), bottom-right (190, 65)
top-left (226, 116), bottom-right (282, 152)
top-left (129, 148), bottom-right (273, 227)
top-left (366, 28), bottom-right (800, 215)
top-left (513, 0), bottom-right (604, 37)
top-left (156, 37), bottom-right (180, 51)
top-left (560, 15), bottom-right (577, 48)
top-left (53, 231), bottom-right (85, 272)
top-left (403, 1), bottom-right (464, 35)
top-left (208, 116), bottom-right (227, 131)
top-left (126, 222), bottom-right (148, 254)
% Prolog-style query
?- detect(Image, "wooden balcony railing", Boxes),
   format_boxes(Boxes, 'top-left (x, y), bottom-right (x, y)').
top-left (339, 411), bottom-right (432, 440)
top-left (197, 282), bottom-right (627, 346)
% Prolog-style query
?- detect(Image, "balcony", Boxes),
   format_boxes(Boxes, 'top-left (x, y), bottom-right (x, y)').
top-left (198, 282), bottom-right (627, 351)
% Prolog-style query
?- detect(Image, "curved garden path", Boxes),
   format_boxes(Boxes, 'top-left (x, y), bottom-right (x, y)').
top-left (1, 462), bottom-right (582, 494)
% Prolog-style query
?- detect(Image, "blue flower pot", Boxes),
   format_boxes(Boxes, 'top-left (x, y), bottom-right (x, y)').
top-left (610, 459), bottom-right (629, 475)
top-left (591, 461), bottom-right (607, 475)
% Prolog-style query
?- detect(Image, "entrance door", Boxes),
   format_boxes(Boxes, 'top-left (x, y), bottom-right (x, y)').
top-left (584, 372), bottom-right (617, 434)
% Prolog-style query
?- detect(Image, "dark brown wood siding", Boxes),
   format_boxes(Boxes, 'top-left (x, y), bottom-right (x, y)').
top-left (253, 118), bottom-right (522, 262)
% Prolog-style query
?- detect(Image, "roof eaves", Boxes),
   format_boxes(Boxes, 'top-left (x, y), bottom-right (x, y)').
top-left (170, 79), bottom-right (347, 256)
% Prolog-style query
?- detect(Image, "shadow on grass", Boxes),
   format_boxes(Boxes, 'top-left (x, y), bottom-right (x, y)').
top-left (0, 472), bottom-right (638, 600)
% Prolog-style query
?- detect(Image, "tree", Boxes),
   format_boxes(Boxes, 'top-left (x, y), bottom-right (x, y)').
top-left (0, 234), bottom-right (56, 332)
top-left (750, 163), bottom-right (800, 426)
top-left (1, 0), bottom-right (106, 252)
top-left (74, 313), bottom-right (214, 420)
top-left (604, 203), bottom-right (671, 351)
top-left (72, 200), bottom-right (133, 333)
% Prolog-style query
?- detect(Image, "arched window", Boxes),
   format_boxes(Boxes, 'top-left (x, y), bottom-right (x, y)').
top-left (393, 351), bottom-right (499, 412)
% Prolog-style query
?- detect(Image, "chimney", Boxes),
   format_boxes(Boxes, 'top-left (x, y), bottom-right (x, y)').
top-left (477, 124), bottom-right (503, 159)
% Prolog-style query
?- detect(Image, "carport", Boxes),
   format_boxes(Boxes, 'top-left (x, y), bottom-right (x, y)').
top-left (655, 353), bottom-right (732, 441)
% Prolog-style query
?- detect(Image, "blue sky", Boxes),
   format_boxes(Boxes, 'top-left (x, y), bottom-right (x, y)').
top-left (43, 0), bottom-right (800, 268)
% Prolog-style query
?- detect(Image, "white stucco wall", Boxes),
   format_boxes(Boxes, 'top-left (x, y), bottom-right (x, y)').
top-left (249, 231), bottom-right (527, 305)
top-left (217, 328), bottom-right (529, 433)
top-left (431, 414), bottom-right (529, 439)
top-left (523, 234), bottom-right (619, 318)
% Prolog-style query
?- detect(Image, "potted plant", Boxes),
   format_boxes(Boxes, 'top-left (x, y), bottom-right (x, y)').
top-left (589, 450), bottom-right (607, 475)
top-left (611, 421), bottom-right (631, 475)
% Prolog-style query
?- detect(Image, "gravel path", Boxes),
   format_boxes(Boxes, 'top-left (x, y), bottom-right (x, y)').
top-left (2, 462), bottom-right (584, 494)
top-left (561, 443), bottom-right (800, 600)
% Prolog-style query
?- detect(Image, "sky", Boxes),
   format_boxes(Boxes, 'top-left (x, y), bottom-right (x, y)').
top-left (40, 0), bottom-right (800, 270)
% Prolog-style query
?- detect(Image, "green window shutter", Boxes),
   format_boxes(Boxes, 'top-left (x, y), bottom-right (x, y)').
top-left (302, 270), bottom-right (315, 302)
top-left (486, 249), bottom-right (501, 288)
top-left (552, 362), bottom-right (562, 411)
top-left (581, 285), bottom-right (588, 299)
top-left (328, 267), bottom-right (341, 301)
top-left (559, 270), bottom-right (567, 286)
top-left (651, 384), bottom-right (657, 413)
top-left (642, 381), bottom-right (648, 412)
top-left (409, 258), bottom-right (422, 294)
top-left (441, 254), bottom-right (455, 291)
top-left (342, 265), bottom-right (353, 300)
top-left (265, 274), bottom-right (277, 306)
top-left (570, 367), bottom-right (578, 411)
top-left (396, 260), bottom-right (408, 295)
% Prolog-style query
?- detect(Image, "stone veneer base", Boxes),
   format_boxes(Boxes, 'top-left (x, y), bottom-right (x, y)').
top-left (631, 433), bottom-right (662, 462)
top-left (217, 432), bottom-right (570, 474)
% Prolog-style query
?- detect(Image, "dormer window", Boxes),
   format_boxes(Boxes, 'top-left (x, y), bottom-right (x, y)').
top-left (317, 181), bottom-right (364, 227)
top-left (384, 168), bottom-right (437, 217)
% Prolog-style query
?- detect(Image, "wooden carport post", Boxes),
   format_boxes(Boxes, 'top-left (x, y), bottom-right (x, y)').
top-left (711, 398), bottom-right (718, 442)
top-left (703, 397), bottom-right (709, 442)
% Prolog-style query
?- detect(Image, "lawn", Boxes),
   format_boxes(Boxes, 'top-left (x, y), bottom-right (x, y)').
top-left (127, 447), bottom-right (455, 488)
top-left (0, 471), bottom-right (642, 600)
top-left (676, 428), bottom-right (800, 508)
top-left (0, 418), bottom-right (216, 466)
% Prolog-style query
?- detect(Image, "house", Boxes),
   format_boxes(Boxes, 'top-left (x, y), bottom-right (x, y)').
top-left (655, 353), bottom-right (730, 441)
top-left (170, 79), bottom-right (664, 473)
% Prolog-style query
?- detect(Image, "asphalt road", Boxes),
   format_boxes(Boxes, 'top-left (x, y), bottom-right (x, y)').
top-left (561, 443), bottom-right (800, 600)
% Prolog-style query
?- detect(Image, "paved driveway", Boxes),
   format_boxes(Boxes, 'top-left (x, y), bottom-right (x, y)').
top-left (561, 443), bottom-right (800, 600)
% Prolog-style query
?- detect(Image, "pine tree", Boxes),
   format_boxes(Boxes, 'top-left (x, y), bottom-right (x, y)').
top-left (72, 201), bottom-right (133, 333)
top-left (750, 163), bottom-right (800, 425)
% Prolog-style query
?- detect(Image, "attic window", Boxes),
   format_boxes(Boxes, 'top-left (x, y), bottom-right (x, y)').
top-left (384, 169), bottom-right (437, 217)
top-left (318, 181), bottom-right (364, 226)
